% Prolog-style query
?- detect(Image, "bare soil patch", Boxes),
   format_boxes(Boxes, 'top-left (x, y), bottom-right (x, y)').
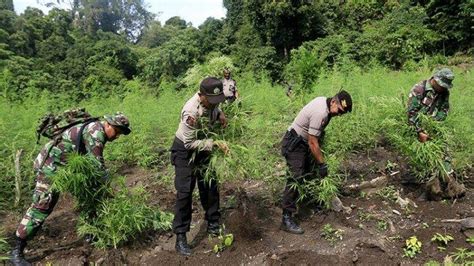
top-left (2, 146), bottom-right (473, 265)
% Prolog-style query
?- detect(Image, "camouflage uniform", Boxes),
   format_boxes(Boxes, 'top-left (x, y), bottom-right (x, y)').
top-left (406, 68), bottom-right (465, 199)
top-left (407, 79), bottom-right (450, 133)
top-left (15, 121), bottom-right (107, 240)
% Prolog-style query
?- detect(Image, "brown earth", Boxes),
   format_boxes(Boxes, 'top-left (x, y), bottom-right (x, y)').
top-left (2, 146), bottom-right (473, 265)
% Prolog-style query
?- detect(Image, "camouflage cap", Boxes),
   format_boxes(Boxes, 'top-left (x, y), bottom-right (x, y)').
top-left (104, 112), bottom-right (131, 135)
top-left (433, 68), bottom-right (454, 90)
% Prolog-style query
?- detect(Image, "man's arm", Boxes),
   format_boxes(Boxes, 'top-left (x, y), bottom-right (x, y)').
top-left (84, 124), bottom-right (106, 170)
top-left (407, 85), bottom-right (425, 133)
top-left (180, 111), bottom-right (214, 151)
top-left (308, 134), bottom-right (324, 164)
top-left (434, 94), bottom-right (449, 121)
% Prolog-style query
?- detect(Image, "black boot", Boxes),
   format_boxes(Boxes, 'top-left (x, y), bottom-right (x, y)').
top-left (280, 210), bottom-right (304, 234)
top-left (207, 221), bottom-right (220, 236)
top-left (10, 237), bottom-right (31, 266)
top-left (175, 233), bottom-right (191, 256)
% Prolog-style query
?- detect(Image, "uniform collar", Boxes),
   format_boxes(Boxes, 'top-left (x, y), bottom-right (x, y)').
top-left (195, 92), bottom-right (209, 111)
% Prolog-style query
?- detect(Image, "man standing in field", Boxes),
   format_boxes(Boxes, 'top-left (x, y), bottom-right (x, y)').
top-left (407, 67), bottom-right (465, 200)
top-left (11, 112), bottom-right (131, 266)
top-left (222, 68), bottom-right (239, 103)
top-left (280, 90), bottom-right (352, 234)
top-left (170, 77), bottom-right (229, 256)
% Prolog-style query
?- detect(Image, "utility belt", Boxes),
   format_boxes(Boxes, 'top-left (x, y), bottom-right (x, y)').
top-left (281, 128), bottom-right (308, 157)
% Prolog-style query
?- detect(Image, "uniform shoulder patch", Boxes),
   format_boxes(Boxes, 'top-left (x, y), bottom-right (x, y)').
top-left (411, 83), bottom-right (425, 96)
top-left (186, 116), bottom-right (197, 127)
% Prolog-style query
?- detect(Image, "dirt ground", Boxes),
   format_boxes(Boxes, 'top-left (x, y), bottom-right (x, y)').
top-left (2, 145), bottom-right (473, 265)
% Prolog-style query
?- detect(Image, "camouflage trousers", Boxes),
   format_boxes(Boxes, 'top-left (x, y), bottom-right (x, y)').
top-left (15, 180), bottom-right (59, 240)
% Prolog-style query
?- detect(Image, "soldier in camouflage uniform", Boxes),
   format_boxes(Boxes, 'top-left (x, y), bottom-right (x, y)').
top-left (407, 68), bottom-right (465, 200)
top-left (11, 113), bottom-right (131, 266)
top-left (171, 77), bottom-right (228, 256)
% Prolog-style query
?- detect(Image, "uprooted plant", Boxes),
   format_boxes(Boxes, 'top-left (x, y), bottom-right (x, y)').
top-left (191, 106), bottom-right (255, 184)
top-left (383, 112), bottom-right (454, 183)
top-left (431, 233), bottom-right (454, 251)
top-left (50, 153), bottom-right (173, 248)
top-left (78, 183), bottom-right (173, 249)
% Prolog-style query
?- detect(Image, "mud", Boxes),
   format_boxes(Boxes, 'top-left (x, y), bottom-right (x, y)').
top-left (2, 146), bottom-right (473, 265)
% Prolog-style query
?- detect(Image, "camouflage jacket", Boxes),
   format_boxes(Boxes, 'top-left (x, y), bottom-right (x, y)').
top-left (407, 79), bottom-right (450, 133)
top-left (34, 121), bottom-right (107, 182)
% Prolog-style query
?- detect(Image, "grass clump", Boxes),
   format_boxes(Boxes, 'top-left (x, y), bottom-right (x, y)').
top-left (78, 185), bottom-right (173, 249)
top-left (0, 228), bottom-right (8, 261)
top-left (50, 154), bottom-right (173, 248)
top-left (320, 224), bottom-right (344, 245)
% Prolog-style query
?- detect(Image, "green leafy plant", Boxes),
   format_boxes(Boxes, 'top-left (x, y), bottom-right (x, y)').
top-left (376, 185), bottom-right (398, 202)
top-left (358, 210), bottom-right (374, 222)
top-left (467, 236), bottom-right (474, 244)
top-left (290, 173), bottom-right (342, 209)
top-left (78, 185), bottom-right (173, 248)
top-left (211, 225), bottom-right (234, 254)
top-left (403, 236), bottom-right (422, 259)
top-left (424, 260), bottom-right (440, 266)
top-left (0, 228), bottom-right (8, 261)
top-left (431, 233), bottom-right (454, 251)
top-left (321, 224), bottom-right (344, 245)
top-left (51, 153), bottom-right (110, 219)
top-left (377, 220), bottom-right (388, 231)
top-left (450, 248), bottom-right (474, 264)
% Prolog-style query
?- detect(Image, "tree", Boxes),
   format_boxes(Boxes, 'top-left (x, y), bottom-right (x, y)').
top-left (165, 16), bottom-right (187, 29)
top-left (198, 17), bottom-right (224, 54)
top-left (72, 0), bottom-right (154, 41)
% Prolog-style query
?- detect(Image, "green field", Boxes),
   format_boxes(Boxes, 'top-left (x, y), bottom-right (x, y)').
top-left (1, 65), bottom-right (472, 211)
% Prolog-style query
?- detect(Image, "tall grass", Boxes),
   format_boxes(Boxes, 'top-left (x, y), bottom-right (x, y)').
top-left (0, 228), bottom-right (8, 261)
top-left (0, 65), bottom-right (472, 210)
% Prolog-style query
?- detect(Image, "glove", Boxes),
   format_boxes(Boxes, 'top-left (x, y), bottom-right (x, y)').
top-left (318, 163), bottom-right (328, 178)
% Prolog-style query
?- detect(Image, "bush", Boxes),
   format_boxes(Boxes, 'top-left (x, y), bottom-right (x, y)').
top-left (182, 55), bottom-right (236, 89)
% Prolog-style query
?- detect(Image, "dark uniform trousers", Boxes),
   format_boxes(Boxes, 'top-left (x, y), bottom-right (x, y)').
top-left (170, 137), bottom-right (220, 234)
top-left (281, 129), bottom-right (318, 213)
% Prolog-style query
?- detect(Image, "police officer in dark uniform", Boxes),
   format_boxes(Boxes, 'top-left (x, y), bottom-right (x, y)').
top-left (280, 90), bottom-right (352, 234)
top-left (170, 77), bottom-right (228, 256)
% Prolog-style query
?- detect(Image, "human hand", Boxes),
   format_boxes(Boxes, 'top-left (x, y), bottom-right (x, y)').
top-left (219, 112), bottom-right (228, 128)
top-left (214, 140), bottom-right (230, 155)
top-left (418, 132), bottom-right (429, 143)
top-left (318, 163), bottom-right (328, 178)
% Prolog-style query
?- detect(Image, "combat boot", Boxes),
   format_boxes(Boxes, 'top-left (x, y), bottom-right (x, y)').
top-left (175, 233), bottom-right (191, 256)
top-left (207, 221), bottom-right (220, 236)
top-left (280, 210), bottom-right (304, 234)
top-left (10, 237), bottom-right (31, 266)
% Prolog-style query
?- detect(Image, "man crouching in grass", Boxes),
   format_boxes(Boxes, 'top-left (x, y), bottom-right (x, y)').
top-left (280, 90), bottom-right (352, 234)
top-left (407, 68), bottom-right (465, 200)
top-left (170, 77), bottom-right (229, 256)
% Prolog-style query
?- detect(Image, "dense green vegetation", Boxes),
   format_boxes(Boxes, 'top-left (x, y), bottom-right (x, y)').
top-left (1, 65), bottom-right (472, 210)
